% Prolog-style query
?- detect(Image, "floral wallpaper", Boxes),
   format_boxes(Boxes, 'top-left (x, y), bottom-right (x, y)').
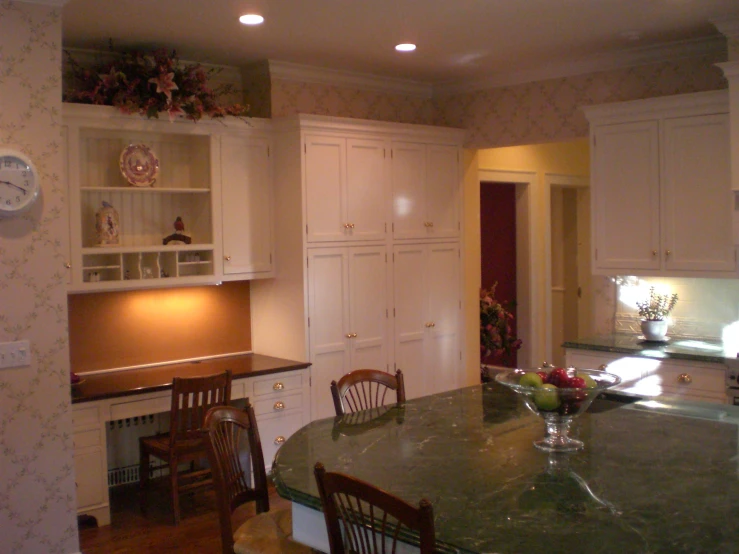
top-left (0, 2), bottom-right (78, 554)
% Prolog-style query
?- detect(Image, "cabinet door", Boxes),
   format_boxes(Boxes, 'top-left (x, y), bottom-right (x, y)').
top-left (662, 114), bottom-right (734, 273)
top-left (425, 243), bottom-right (461, 394)
top-left (592, 121), bottom-right (660, 271)
top-left (393, 244), bottom-right (429, 399)
top-left (221, 134), bottom-right (273, 276)
top-left (425, 145), bottom-right (459, 238)
top-left (347, 246), bottom-right (388, 371)
top-left (391, 142), bottom-right (427, 240)
top-left (308, 248), bottom-right (351, 419)
top-left (305, 135), bottom-right (346, 242)
top-left (75, 447), bottom-right (107, 510)
top-left (346, 139), bottom-right (387, 241)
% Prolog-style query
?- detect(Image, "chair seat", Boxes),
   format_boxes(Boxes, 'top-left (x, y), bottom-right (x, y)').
top-left (140, 433), bottom-right (205, 457)
top-left (233, 508), bottom-right (313, 554)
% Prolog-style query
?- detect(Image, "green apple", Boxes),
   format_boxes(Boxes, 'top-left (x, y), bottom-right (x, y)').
top-left (580, 374), bottom-right (598, 389)
top-left (518, 372), bottom-right (544, 388)
top-left (533, 384), bottom-right (561, 411)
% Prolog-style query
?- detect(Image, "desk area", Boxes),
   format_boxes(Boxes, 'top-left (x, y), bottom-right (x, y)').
top-left (273, 383), bottom-right (739, 553)
top-left (71, 353), bottom-right (311, 526)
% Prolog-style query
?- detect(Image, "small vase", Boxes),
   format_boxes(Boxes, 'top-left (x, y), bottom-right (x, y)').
top-left (95, 201), bottom-right (120, 246)
top-left (640, 319), bottom-right (668, 342)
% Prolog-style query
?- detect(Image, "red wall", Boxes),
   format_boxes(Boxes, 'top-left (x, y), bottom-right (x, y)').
top-left (480, 182), bottom-right (517, 366)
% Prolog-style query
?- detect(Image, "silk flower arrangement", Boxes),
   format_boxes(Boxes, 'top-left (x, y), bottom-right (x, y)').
top-left (480, 283), bottom-right (522, 362)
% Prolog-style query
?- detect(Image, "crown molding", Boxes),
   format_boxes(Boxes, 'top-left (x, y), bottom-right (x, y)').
top-left (267, 60), bottom-right (434, 99)
top-left (433, 35), bottom-right (727, 96)
top-left (711, 18), bottom-right (739, 41)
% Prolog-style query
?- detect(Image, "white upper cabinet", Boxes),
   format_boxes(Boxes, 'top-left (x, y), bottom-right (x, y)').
top-left (392, 142), bottom-right (460, 240)
top-left (304, 135), bottom-right (387, 243)
top-left (584, 91), bottom-right (734, 277)
top-left (220, 133), bottom-right (274, 279)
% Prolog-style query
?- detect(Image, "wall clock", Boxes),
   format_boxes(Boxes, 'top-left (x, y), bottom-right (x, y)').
top-left (0, 149), bottom-right (40, 217)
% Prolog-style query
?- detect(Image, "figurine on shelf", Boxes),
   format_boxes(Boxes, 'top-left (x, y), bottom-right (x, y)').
top-left (95, 201), bottom-right (120, 246)
top-left (163, 215), bottom-right (192, 245)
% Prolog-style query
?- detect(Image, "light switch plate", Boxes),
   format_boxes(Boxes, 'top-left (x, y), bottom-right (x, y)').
top-left (0, 340), bottom-right (31, 369)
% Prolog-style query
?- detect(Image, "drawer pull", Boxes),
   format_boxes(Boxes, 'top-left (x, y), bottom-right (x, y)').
top-left (597, 364), bottom-right (608, 371)
top-left (273, 401), bottom-right (285, 411)
top-left (274, 436), bottom-right (286, 445)
top-left (273, 382), bottom-right (284, 391)
top-left (677, 373), bottom-right (692, 385)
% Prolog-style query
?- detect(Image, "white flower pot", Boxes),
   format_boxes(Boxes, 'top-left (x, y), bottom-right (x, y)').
top-left (640, 319), bottom-right (668, 341)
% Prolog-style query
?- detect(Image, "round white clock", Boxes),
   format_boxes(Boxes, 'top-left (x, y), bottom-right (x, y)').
top-left (0, 149), bottom-right (40, 217)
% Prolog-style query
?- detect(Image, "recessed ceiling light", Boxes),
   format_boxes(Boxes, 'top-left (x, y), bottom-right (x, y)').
top-left (395, 43), bottom-right (416, 52)
top-left (239, 14), bottom-right (264, 25)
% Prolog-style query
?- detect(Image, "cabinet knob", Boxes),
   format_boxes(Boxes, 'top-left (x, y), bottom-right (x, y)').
top-left (345, 333), bottom-right (357, 338)
top-left (424, 221), bottom-right (434, 228)
top-left (425, 322), bottom-right (436, 328)
top-left (349, 223), bottom-right (355, 229)
top-left (224, 255), bottom-right (232, 261)
top-left (598, 364), bottom-right (608, 371)
top-left (273, 401), bottom-right (285, 411)
top-left (677, 373), bottom-right (692, 384)
top-left (273, 382), bottom-right (284, 391)
top-left (652, 250), bottom-right (657, 257)
top-left (665, 250), bottom-right (671, 258)
top-left (343, 223), bottom-right (351, 229)
top-left (274, 436), bottom-right (286, 445)
top-left (64, 262), bottom-right (71, 269)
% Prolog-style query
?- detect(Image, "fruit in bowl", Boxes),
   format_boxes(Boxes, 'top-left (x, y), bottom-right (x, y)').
top-left (495, 367), bottom-right (621, 452)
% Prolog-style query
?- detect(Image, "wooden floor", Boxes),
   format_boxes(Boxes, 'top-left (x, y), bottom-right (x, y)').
top-left (78, 480), bottom-right (293, 554)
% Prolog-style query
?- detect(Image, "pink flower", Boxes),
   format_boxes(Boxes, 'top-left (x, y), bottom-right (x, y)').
top-left (149, 71), bottom-right (179, 100)
top-left (167, 103), bottom-right (185, 122)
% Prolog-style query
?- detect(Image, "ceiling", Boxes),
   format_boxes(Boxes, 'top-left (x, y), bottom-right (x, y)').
top-left (62, 0), bottom-right (739, 91)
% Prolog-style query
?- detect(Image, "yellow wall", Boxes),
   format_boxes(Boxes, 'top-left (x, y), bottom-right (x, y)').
top-left (464, 139), bottom-right (589, 378)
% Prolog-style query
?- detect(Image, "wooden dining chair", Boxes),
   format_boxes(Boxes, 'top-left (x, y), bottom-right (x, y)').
top-left (204, 404), bottom-right (313, 554)
top-left (330, 369), bottom-right (406, 416)
top-left (314, 462), bottom-right (436, 554)
top-left (139, 370), bottom-right (232, 525)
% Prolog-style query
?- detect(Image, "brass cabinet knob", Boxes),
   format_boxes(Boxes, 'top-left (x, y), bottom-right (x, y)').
top-left (349, 223), bottom-right (355, 229)
top-left (224, 255), bottom-right (232, 261)
top-left (344, 223), bottom-right (351, 229)
top-left (677, 373), bottom-right (692, 384)
top-left (665, 250), bottom-right (671, 257)
top-left (598, 364), bottom-right (608, 371)
top-left (273, 401), bottom-right (285, 411)
top-left (274, 436), bottom-right (286, 445)
top-left (352, 333), bottom-right (357, 338)
top-left (64, 262), bottom-right (71, 269)
top-left (273, 382), bottom-right (284, 391)
top-left (345, 333), bottom-right (357, 338)
top-left (430, 322), bottom-right (435, 327)
top-left (652, 250), bottom-right (657, 257)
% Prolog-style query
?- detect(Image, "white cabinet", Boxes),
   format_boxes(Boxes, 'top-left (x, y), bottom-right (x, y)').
top-left (220, 133), bottom-right (274, 279)
top-left (72, 403), bottom-right (109, 525)
top-left (304, 135), bottom-right (387, 242)
top-left (584, 91), bottom-right (735, 277)
top-left (393, 242), bottom-right (461, 400)
top-left (307, 246), bottom-right (389, 420)
top-left (391, 142), bottom-right (460, 240)
top-left (565, 348), bottom-right (727, 404)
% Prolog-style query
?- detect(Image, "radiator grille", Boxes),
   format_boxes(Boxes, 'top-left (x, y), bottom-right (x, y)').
top-left (107, 414), bottom-right (168, 487)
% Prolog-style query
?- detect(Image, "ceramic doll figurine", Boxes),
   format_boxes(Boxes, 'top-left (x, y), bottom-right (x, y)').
top-left (95, 201), bottom-right (120, 246)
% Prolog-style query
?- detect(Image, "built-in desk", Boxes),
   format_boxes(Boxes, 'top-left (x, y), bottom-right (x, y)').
top-left (71, 353), bottom-right (311, 526)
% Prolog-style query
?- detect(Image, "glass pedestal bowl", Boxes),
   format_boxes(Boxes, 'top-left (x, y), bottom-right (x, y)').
top-left (495, 368), bottom-right (621, 452)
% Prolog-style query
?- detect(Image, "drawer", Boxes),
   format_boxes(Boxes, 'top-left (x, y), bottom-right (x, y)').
top-left (253, 372), bottom-right (303, 397)
top-left (642, 364), bottom-right (725, 395)
top-left (74, 428), bottom-right (102, 449)
top-left (231, 380), bottom-right (247, 400)
top-left (258, 411), bottom-right (306, 469)
top-left (252, 392), bottom-right (303, 417)
top-left (110, 393), bottom-right (170, 420)
top-left (73, 404), bottom-right (100, 428)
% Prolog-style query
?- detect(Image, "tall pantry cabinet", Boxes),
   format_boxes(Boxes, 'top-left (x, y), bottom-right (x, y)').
top-left (250, 115), bottom-right (466, 420)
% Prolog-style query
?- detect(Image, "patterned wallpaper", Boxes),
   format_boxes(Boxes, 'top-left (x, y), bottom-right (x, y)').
top-left (0, 3), bottom-right (78, 554)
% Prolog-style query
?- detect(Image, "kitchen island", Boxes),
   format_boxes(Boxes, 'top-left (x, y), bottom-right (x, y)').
top-left (273, 382), bottom-right (739, 553)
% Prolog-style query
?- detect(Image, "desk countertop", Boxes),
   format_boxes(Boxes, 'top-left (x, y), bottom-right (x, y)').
top-left (70, 353), bottom-right (311, 404)
top-left (273, 384), bottom-right (739, 553)
top-left (564, 333), bottom-right (736, 364)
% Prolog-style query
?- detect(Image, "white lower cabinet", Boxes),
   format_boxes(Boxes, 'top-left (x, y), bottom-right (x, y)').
top-left (565, 349), bottom-right (727, 403)
top-left (72, 403), bottom-right (110, 525)
top-left (393, 243), bottom-right (461, 400)
top-left (307, 246), bottom-right (390, 420)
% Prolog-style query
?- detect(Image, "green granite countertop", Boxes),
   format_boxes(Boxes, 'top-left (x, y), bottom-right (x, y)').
top-left (273, 383), bottom-right (739, 554)
top-left (563, 334), bottom-right (736, 364)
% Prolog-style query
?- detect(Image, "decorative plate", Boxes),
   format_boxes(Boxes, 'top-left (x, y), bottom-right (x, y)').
top-left (119, 144), bottom-right (160, 187)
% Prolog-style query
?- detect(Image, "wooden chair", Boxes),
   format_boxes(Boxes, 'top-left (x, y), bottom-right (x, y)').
top-left (330, 369), bottom-right (406, 416)
top-left (139, 370), bottom-right (232, 525)
top-left (313, 462), bottom-right (436, 554)
top-left (204, 404), bottom-right (313, 554)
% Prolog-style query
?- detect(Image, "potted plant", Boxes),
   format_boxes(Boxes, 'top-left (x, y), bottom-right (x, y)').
top-left (480, 283), bottom-right (522, 380)
top-left (636, 287), bottom-right (678, 341)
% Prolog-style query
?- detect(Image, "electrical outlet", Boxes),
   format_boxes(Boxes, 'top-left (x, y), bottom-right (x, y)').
top-left (0, 340), bottom-right (31, 369)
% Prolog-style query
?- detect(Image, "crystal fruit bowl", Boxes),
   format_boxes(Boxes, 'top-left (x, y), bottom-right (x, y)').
top-left (495, 367), bottom-right (621, 452)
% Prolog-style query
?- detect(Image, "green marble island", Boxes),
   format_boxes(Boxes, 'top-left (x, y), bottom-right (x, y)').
top-left (273, 383), bottom-right (739, 554)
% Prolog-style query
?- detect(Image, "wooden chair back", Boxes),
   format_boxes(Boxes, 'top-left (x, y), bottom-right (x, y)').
top-left (204, 404), bottom-right (269, 554)
top-left (314, 462), bottom-right (435, 554)
top-left (169, 371), bottom-right (232, 448)
top-left (331, 369), bottom-right (406, 416)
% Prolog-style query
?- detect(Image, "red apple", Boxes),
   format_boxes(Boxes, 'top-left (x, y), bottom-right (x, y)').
top-left (548, 367), bottom-right (569, 387)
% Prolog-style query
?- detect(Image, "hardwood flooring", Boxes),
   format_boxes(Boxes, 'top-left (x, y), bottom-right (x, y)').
top-left (78, 480), bottom-right (293, 554)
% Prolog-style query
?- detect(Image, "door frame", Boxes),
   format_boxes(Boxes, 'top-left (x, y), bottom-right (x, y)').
top-left (543, 173), bottom-right (589, 362)
top-left (478, 169), bottom-right (537, 369)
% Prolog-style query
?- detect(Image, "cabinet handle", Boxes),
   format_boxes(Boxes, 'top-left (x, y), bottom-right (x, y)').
top-left (652, 250), bottom-right (657, 257)
top-left (273, 382), bottom-right (284, 391)
top-left (351, 333), bottom-right (357, 338)
top-left (65, 262), bottom-right (71, 269)
top-left (597, 364), bottom-right (608, 371)
top-left (345, 333), bottom-right (357, 338)
top-left (274, 436), bottom-right (286, 445)
top-left (424, 221), bottom-right (434, 228)
top-left (343, 223), bottom-right (351, 229)
top-left (665, 250), bottom-right (671, 258)
top-left (677, 373), bottom-right (692, 385)
top-left (425, 322), bottom-right (436, 328)
top-left (349, 223), bottom-right (355, 229)
top-left (224, 255), bottom-right (232, 261)
top-left (274, 401), bottom-right (285, 411)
